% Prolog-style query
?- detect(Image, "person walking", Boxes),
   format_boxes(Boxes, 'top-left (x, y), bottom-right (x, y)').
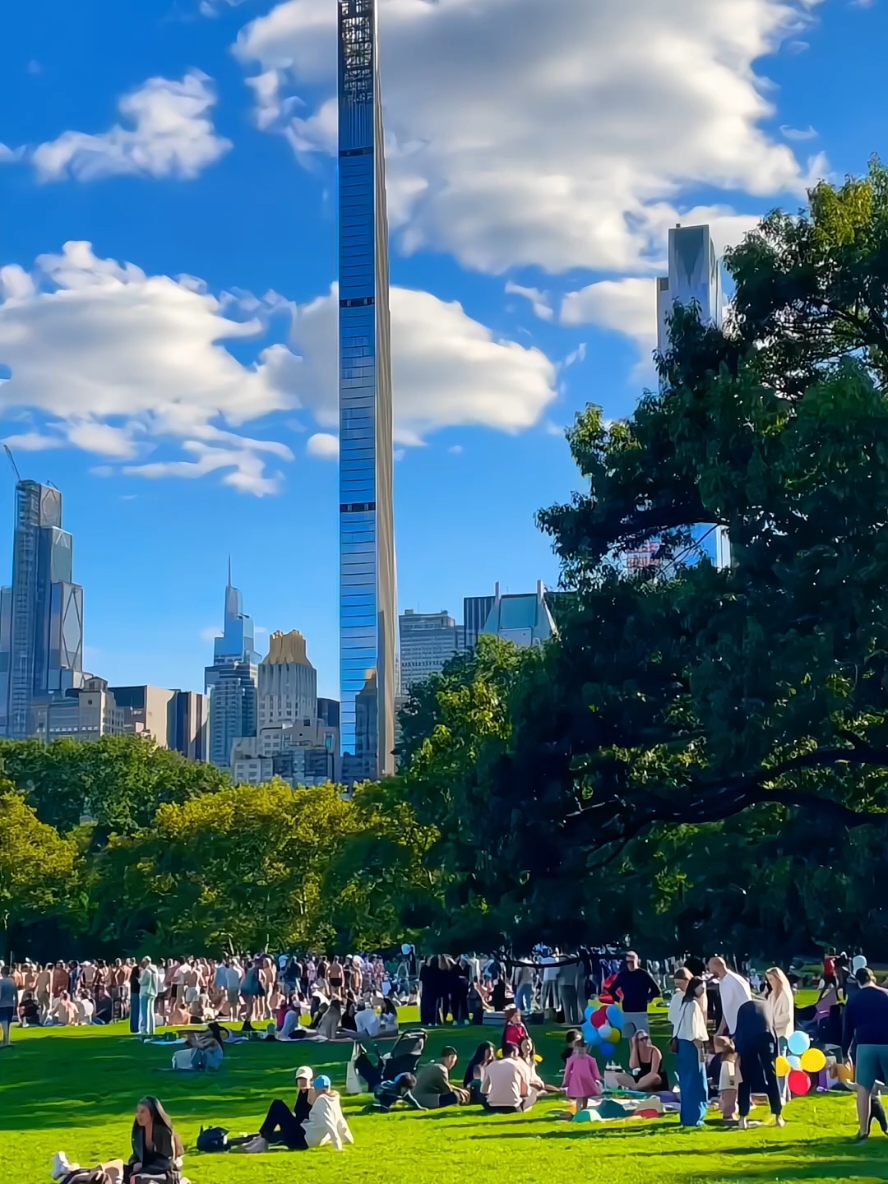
top-left (139, 957), bottom-right (161, 1037)
top-left (613, 951), bottom-right (660, 1039)
top-left (708, 957), bottom-right (751, 1037)
top-left (734, 996), bottom-right (784, 1129)
top-left (674, 975), bottom-right (709, 1128)
top-left (843, 966), bottom-right (888, 1141)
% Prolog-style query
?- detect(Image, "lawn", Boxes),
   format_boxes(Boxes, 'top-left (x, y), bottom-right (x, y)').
top-left (2, 1003), bottom-right (884, 1184)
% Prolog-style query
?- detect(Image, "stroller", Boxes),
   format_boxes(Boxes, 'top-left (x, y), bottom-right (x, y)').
top-left (354, 1030), bottom-right (427, 1091)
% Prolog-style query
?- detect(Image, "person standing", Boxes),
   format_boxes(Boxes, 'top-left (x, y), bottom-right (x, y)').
top-left (674, 976), bottom-right (709, 1128)
top-left (843, 966), bottom-right (888, 1141)
top-left (612, 951), bottom-right (661, 1039)
top-left (139, 958), bottom-right (161, 1037)
top-left (668, 967), bottom-right (692, 1038)
top-left (0, 964), bottom-right (16, 1046)
top-left (129, 960), bottom-right (141, 1034)
top-left (734, 997), bottom-right (783, 1129)
top-left (512, 962), bottom-right (534, 1015)
top-left (708, 957), bottom-right (751, 1037)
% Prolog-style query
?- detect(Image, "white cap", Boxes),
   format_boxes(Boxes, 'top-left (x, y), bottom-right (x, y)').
top-left (853, 955), bottom-right (868, 973)
top-left (295, 1066), bottom-right (313, 1081)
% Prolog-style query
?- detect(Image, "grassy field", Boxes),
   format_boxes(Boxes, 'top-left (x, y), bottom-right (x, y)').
top-left (1, 1002), bottom-right (884, 1184)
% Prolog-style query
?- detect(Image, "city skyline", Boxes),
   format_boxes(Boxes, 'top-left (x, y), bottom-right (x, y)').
top-left (0, 0), bottom-right (877, 705)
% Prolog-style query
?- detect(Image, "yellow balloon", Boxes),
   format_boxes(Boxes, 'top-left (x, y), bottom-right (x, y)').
top-left (495, 1049), bottom-right (503, 1059)
top-left (606, 1028), bottom-right (621, 1044)
top-left (534, 1054), bottom-right (543, 1063)
top-left (776, 1056), bottom-right (791, 1077)
top-left (801, 1048), bottom-right (826, 1073)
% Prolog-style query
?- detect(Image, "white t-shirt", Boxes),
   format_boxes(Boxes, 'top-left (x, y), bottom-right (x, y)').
top-left (356, 1008), bottom-right (380, 1038)
top-left (718, 972), bottom-right (752, 1034)
top-left (667, 990), bottom-right (686, 1036)
top-left (482, 1059), bottom-right (527, 1109)
top-left (77, 997), bottom-right (95, 1023)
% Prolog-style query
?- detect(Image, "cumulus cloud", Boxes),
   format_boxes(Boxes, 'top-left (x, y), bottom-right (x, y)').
top-left (561, 278), bottom-right (659, 357)
top-left (286, 284), bottom-right (557, 447)
top-left (0, 243), bottom-right (556, 493)
top-left (31, 71), bottom-right (231, 182)
top-left (234, 0), bottom-right (827, 275)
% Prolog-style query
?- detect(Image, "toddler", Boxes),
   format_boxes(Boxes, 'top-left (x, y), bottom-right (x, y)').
top-left (563, 1041), bottom-right (603, 1111)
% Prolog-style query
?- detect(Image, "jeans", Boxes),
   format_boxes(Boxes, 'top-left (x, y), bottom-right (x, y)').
top-left (515, 983), bottom-right (533, 1013)
top-left (130, 998), bottom-right (140, 1033)
top-left (560, 985), bottom-right (581, 1025)
top-left (139, 994), bottom-right (156, 1036)
top-left (677, 1039), bottom-right (708, 1127)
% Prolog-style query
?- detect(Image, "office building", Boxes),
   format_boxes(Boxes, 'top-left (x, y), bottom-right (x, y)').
top-left (37, 676), bottom-right (124, 742)
top-left (169, 690), bottom-right (208, 763)
top-left (231, 716), bottom-right (340, 788)
top-left (338, 0), bottom-right (397, 781)
top-left (462, 594), bottom-right (496, 652)
top-left (258, 630), bottom-right (317, 726)
top-left (110, 684), bottom-right (208, 761)
top-left (204, 566), bottom-right (259, 768)
top-left (399, 609), bottom-right (459, 690)
top-left (317, 697), bottom-right (341, 730)
top-left (656, 223), bottom-right (729, 571)
top-left (0, 480), bottom-right (84, 738)
top-left (481, 582), bottom-right (556, 648)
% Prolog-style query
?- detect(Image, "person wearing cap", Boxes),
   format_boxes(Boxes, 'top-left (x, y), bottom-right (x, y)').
top-left (242, 1066), bottom-right (316, 1152)
top-left (301, 1076), bottom-right (354, 1150)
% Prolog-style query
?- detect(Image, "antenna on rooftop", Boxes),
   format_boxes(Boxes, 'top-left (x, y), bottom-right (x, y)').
top-left (3, 445), bottom-right (21, 484)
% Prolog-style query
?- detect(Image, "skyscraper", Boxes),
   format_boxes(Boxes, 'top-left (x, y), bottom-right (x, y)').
top-left (337, 0), bottom-right (396, 781)
top-left (204, 566), bottom-right (259, 768)
top-left (258, 629), bottom-right (318, 726)
top-left (0, 480), bottom-right (84, 738)
top-left (462, 595), bottom-right (496, 652)
top-left (399, 609), bottom-right (458, 690)
top-left (481, 582), bottom-right (557, 648)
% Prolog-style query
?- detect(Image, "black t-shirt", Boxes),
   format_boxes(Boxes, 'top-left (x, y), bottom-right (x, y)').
top-left (843, 985), bottom-right (888, 1055)
top-left (613, 968), bottom-right (659, 1013)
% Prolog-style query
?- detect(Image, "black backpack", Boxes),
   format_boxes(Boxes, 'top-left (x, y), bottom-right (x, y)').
top-left (197, 1125), bottom-right (230, 1153)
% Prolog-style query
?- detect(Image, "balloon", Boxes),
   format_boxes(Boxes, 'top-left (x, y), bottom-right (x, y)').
top-left (787, 1055), bottom-right (802, 1071)
top-left (836, 1064), bottom-right (854, 1084)
top-left (534, 1054), bottom-right (543, 1063)
top-left (401, 943), bottom-right (411, 955)
top-left (599, 994), bottom-right (614, 1004)
top-left (598, 1024), bottom-right (613, 1041)
top-left (787, 1031), bottom-right (810, 1056)
top-left (582, 1023), bottom-right (597, 1044)
top-left (852, 955), bottom-right (868, 973)
top-left (606, 1027), bottom-right (622, 1044)
top-left (800, 1047), bottom-right (826, 1073)
top-left (606, 1005), bottom-right (624, 1029)
top-left (584, 1005), bottom-right (597, 1023)
top-left (495, 1049), bottom-right (503, 1059)
top-left (775, 1056), bottom-right (791, 1077)
top-left (592, 1008), bottom-right (609, 1029)
top-left (788, 1069), bottom-right (811, 1096)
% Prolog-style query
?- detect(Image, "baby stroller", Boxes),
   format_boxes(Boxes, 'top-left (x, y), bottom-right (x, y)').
top-left (354, 1030), bottom-right (427, 1090)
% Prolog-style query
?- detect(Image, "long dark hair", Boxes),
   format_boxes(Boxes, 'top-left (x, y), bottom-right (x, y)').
top-left (463, 1041), bottom-right (496, 1087)
top-left (682, 976), bottom-right (705, 1003)
top-left (134, 1097), bottom-right (183, 1159)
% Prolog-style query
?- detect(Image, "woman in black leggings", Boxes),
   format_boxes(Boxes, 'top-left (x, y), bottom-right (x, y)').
top-left (734, 999), bottom-right (784, 1129)
top-left (241, 1068), bottom-right (314, 1153)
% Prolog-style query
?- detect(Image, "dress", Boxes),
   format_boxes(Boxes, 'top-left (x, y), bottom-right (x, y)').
top-left (563, 1053), bottom-right (602, 1100)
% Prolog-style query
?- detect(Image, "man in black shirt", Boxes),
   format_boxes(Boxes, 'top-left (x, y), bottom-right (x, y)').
top-left (842, 968), bottom-right (888, 1140)
top-left (612, 952), bottom-right (660, 1039)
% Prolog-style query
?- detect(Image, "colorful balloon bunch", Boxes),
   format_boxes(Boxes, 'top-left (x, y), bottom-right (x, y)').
top-left (581, 1003), bottom-right (623, 1047)
top-left (775, 1030), bottom-right (825, 1096)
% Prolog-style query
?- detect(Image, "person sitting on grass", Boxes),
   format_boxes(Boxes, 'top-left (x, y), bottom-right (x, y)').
top-left (463, 1042), bottom-right (497, 1103)
top-left (414, 1046), bottom-right (470, 1109)
top-left (481, 1042), bottom-right (531, 1113)
top-left (18, 989), bottom-right (41, 1027)
top-left (379, 997), bottom-right (399, 1036)
top-left (611, 1031), bottom-right (669, 1092)
top-left (52, 1096), bottom-right (184, 1184)
top-left (49, 991), bottom-right (78, 1027)
top-left (519, 1037), bottom-right (561, 1094)
top-left (502, 1005), bottom-right (529, 1051)
top-left (371, 1072), bottom-right (425, 1111)
top-left (241, 1066), bottom-right (315, 1152)
top-left (302, 1076), bottom-right (354, 1150)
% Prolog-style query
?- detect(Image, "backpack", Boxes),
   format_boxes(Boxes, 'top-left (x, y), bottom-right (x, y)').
top-left (196, 1126), bottom-right (230, 1153)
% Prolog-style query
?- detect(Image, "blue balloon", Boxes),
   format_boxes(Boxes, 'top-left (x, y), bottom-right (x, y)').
top-left (606, 1005), bottom-right (624, 1029)
top-left (786, 1054), bottom-right (802, 1071)
top-left (787, 1031), bottom-right (810, 1056)
top-left (582, 1023), bottom-right (599, 1044)
top-left (584, 1005), bottom-right (597, 1023)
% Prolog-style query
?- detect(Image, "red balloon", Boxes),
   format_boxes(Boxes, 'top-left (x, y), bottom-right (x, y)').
top-left (599, 994), bottom-right (614, 1005)
top-left (591, 1008), bottom-right (609, 1029)
top-left (788, 1070), bottom-right (811, 1096)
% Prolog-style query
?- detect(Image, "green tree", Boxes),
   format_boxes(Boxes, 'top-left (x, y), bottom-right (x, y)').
top-left (0, 789), bottom-right (78, 959)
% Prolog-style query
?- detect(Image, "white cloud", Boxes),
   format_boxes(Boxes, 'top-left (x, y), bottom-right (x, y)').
top-left (505, 281), bottom-right (554, 322)
top-left (780, 124), bottom-right (818, 141)
top-left (0, 243), bottom-right (556, 493)
top-left (448, 444), bottom-right (463, 455)
top-left (31, 71), bottom-right (231, 182)
top-left (561, 278), bottom-right (658, 357)
top-left (564, 343), bottom-right (587, 368)
top-left (306, 432), bottom-right (339, 459)
top-left (234, 0), bottom-right (826, 275)
top-left (287, 284), bottom-right (557, 446)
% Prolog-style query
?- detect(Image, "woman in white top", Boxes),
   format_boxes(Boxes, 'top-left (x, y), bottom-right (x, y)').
top-left (765, 967), bottom-right (794, 1100)
top-left (675, 977), bottom-right (709, 1128)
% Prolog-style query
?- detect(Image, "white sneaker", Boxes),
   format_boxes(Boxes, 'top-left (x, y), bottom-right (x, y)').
top-left (52, 1152), bottom-right (78, 1180)
top-left (738, 1118), bottom-right (748, 1131)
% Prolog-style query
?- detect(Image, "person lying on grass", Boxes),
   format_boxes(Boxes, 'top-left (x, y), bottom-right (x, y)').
top-left (52, 1096), bottom-right (184, 1184)
top-left (370, 1072), bottom-right (425, 1111)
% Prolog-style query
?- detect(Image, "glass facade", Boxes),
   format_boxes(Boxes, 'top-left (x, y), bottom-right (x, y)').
top-left (338, 0), bottom-right (396, 780)
top-left (204, 570), bottom-right (260, 768)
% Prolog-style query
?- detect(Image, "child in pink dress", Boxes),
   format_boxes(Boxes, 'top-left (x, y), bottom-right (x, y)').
top-left (563, 1042), bottom-right (603, 1110)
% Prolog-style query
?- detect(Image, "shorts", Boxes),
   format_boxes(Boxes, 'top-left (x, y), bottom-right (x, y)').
top-left (0, 1007), bottom-right (14, 1024)
top-left (855, 1045), bottom-right (888, 1091)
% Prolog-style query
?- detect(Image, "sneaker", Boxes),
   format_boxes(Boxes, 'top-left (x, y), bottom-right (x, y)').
top-left (52, 1152), bottom-right (78, 1180)
top-left (738, 1118), bottom-right (748, 1131)
top-left (244, 1137), bottom-right (269, 1154)
top-left (775, 1116), bottom-right (786, 1128)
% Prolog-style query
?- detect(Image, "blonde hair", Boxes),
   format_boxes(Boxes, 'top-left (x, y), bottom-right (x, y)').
top-left (713, 1034), bottom-right (736, 1061)
top-left (766, 967), bottom-right (791, 995)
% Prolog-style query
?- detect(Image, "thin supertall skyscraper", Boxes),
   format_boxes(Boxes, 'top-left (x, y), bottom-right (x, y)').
top-left (204, 564), bottom-right (260, 769)
top-left (337, 0), bottom-right (396, 781)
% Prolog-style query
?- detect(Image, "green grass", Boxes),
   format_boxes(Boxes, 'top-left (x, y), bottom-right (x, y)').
top-left (1, 1002), bottom-right (884, 1184)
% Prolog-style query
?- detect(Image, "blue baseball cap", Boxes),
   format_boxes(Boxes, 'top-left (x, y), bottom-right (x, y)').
top-left (314, 1075), bottom-right (331, 1089)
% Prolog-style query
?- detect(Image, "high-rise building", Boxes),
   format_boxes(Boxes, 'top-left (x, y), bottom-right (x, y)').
top-left (108, 684), bottom-right (208, 762)
top-left (481, 582), bottom-right (557, 648)
top-left (462, 595), bottom-right (496, 652)
top-left (204, 566), bottom-right (259, 768)
top-left (36, 676), bottom-right (123, 742)
top-left (0, 480), bottom-right (84, 738)
top-left (337, 0), bottom-right (397, 782)
top-left (399, 609), bottom-right (458, 690)
top-left (258, 630), bottom-right (317, 727)
top-left (169, 690), bottom-right (208, 763)
top-left (656, 224), bottom-right (730, 570)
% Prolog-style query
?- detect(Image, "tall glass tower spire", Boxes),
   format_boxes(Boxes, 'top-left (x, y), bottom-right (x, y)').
top-left (337, 0), bottom-right (396, 781)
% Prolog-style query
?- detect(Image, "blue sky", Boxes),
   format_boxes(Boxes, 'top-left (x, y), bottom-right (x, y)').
top-left (0, 0), bottom-right (882, 699)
